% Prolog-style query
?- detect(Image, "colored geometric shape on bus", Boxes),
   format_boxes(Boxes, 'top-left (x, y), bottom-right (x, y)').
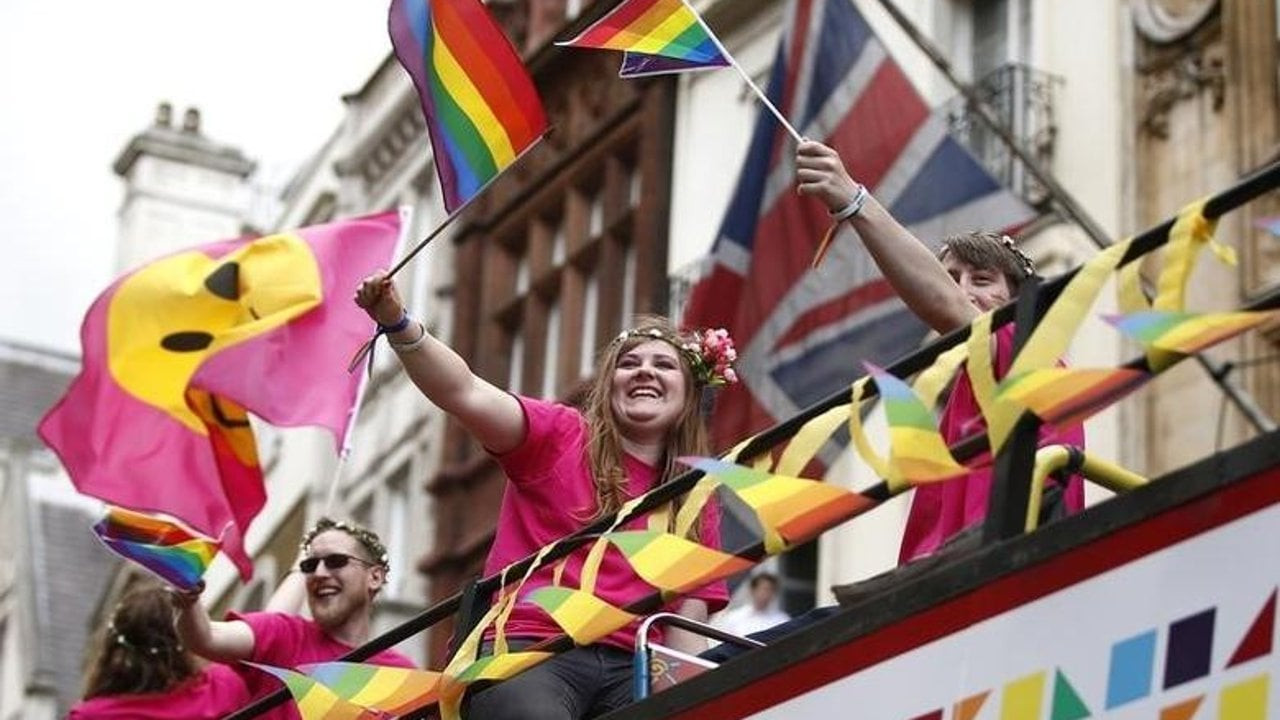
top-left (1000, 671), bottom-right (1045, 720)
top-left (1218, 674), bottom-right (1268, 720)
top-left (1051, 669), bottom-right (1090, 720)
top-left (1159, 695), bottom-right (1203, 720)
top-left (1165, 608), bottom-right (1215, 689)
top-left (907, 710), bottom-right (942, 720)
top-left (1228, 590), bottom-right (1275, 668)
top-left (953, 690), bottom-right (989, 720)
top-left (1106, 630), bottom-right (1156, 709)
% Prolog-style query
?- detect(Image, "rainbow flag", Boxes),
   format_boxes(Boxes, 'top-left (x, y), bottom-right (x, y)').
top-left (298, 662), bottom-right (441, 716)
top-left (558, 0), bottom-right (729, 72)
top-left (864, 363), bottom-right (969, 485)
top-left (998, 367), bottom-right (1151, 430)
top-left (608, 530), bottom-right (753, 595)
top-left (92, 506), bottom-right (219, 591)
top-left (1104, 310), bottom-right (1277, 356)
top-left (1256, 215), bottom-right (1280, 237)
top-left (455, 651), bottom-right (554, 684)
top-left (246, 663), bottom-right (383, 720)
top-left (526, 587), bottom-right (638, 645)
top-left (388, 0), bottom-right (547, 213)
top-left (681, 457), bottom-right (872, 549)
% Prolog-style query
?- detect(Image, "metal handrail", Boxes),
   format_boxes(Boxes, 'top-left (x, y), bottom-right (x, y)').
top-left (632, 613), bottom-right (764, 701)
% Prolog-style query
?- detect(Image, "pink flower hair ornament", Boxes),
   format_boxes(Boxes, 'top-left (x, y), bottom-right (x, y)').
top-left (613, 326), bottom-right (739, 387)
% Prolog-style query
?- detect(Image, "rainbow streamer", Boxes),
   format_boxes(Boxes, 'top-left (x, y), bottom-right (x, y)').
top-left (92, 506), bottom-right (219, 591)
top-left (454, 651), bottom-right (554, 684)
top-left (681, 457), bottom-right (872, 550)
top-left (526, 587), bottom-right (638, 646)
top-left (246, 663), bottom-right (382, 720)
top-left (388, 0), bottom-right (548, 213)
top-left (558, 0), bottom-right (729, 71)
top-left (1256, 215), bottom-right (1280, 237)
top-left (608, 530), bottom-right (753, 594)
top-left (1104, 310), bottom-right (1277, 356)
top-left (864, 363), bottom-right (968, 484)
top-left (299, 662), bottom-right (442, 716)
top-left (998, 367), bottom-right (1151, 429)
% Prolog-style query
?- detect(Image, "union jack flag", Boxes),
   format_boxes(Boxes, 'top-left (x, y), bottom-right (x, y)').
top-left (683, 0), bottom-right (1035, 450)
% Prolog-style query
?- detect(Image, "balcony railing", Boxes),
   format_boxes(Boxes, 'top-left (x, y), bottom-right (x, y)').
top-left (944, 62), bottom-right (1063, 210)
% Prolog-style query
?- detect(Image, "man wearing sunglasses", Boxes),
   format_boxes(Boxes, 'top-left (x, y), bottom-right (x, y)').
top-left (173, 518), bottom-right (415, 718)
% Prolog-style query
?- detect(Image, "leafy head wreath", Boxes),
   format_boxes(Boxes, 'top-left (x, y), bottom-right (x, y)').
top-left (613, 326), bottom-right (739, 387)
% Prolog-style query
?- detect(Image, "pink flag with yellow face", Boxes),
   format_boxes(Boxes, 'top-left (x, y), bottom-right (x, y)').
top-left (39, 212), bottom-right (400, 577)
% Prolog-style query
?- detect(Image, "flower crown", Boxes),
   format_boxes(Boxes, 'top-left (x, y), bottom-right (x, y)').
top-left (614, 326), bottom-right (739, 386)
top-left (301, 517), bottom-right (391, 577)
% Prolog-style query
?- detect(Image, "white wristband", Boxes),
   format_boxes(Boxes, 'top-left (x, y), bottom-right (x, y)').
top-left (829, 184), bottom-right (868, 223)
top-left (389, 321), bottom-right (428, 353)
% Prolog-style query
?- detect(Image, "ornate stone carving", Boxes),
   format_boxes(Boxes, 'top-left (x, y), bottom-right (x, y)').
top-left (1138, 46), bottom-right (1226, 139)
top-left (1132, 0), bottom-right (1219, 44)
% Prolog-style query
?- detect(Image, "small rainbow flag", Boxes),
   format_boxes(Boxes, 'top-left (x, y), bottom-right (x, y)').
top-left (298, 662), bottom-right (442, 717)
top-left (998, 367), bottom-right (1151, 430)
top-left (246, 663), bottom-right (384, 720)
top-left (1104, 310), bottom-right (1277, 356)
top-left (864, 363), bottom-right (969, 485)
top-left (558, 0), bottom-right (729, 72)
top-left (608, 530), bottom-right (753, 595)
top-left (1255, 215), bottom-right (1280, 238)
top-left (388, 0), bottom-right (548, 213)
top-left (92, 506), bottom-right (219, 591)
top-left (454, 651), bottom-right (554, 684)
top-left (526, 587), bottom-right (638, 646)
top-left (681, 457), bottom-right (872, 549)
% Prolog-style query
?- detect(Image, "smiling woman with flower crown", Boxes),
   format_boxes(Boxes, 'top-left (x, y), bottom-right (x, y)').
top-left (355, 272), bottom-right (734, 720)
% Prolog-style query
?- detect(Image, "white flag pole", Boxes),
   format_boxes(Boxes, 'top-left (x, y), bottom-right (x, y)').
top-left (322, 204), bottom-right (415, 516)
top-left (683, 0), bottom-right (803, 144)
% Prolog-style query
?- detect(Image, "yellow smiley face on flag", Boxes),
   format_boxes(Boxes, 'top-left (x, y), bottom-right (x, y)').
top-left (106, 233), bottom-right (322, 435)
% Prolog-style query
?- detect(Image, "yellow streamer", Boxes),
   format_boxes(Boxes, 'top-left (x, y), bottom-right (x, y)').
top-left (912, 341), bottom-right (970, 410)
top-left (848, 376), bottom-right (892, 481)
top-left (776, 405), bottom-right (846, 477)
top-left (1155, 199), bottom-right (1231, 311)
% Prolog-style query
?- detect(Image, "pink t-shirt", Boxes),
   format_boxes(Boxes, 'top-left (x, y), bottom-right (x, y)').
top-left (899, 324), bottom-right (1086, 564)
top-left (227, 611), bottom-right (417, 720)
top-left (485, 396), bottom-right (729, 650)
top-left (67, 663), bottom-right (251, 720)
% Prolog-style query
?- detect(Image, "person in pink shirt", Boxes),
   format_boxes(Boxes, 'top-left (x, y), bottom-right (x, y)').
top-left (794, 140), bottom-right (1085, 565)
top-left (172, 518), bottom-right (415, 719)
top-left (69, 583), bottom-right (251, 720)
top-left (356, 274), bottom-right (730, 720)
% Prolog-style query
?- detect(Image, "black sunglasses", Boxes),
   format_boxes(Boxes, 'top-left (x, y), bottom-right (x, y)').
top-left (299, 553), bottom-right (377, 574)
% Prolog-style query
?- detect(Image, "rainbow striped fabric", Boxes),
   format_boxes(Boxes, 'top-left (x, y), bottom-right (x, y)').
top-left (92, 506), bottom-right (219, 591)
top-left (388, 0), bottom-right (547, 213)
top-left (863, 364), bottom-right (968, 485)
top-left (299, 662), bottom-right (442, 717)
top-left (608, 530), bottom-right (753, 595)
top-left (247, 664), bottom-right (382, 720)
top-left (998, 367), bottom-right (1151, 430)
top-left (526, 587), bottom-right (638, 646)
top-left (559, 0), bottom-right (729, 73)
top-left (1104, 310), bottom-right (1277, 356)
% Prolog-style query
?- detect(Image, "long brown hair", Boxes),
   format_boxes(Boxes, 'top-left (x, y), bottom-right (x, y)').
top-left (583, 315), bottom-right (709, 533)
top-left (83, 584), bottom-right (198, 699)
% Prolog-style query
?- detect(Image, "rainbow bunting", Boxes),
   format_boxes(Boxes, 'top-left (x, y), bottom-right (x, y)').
top-left (388, 0), bottom-right (548, 213)
top-left (1104, 310), bottom-right (1278, 356)
top-left (246, 663), bottom-right (383, 720)
top-left (998, 367), bottom-right (1151, 430)
top-left (681, 457), bottom-right (872, 548)
top-left (607, 530), bottom-right (753, 595)
top-left (454, 651), bottom-right (554, 684)
top-left (864, 363), bottom-right (968, 484)
top-left (526, 587), bottom-right (638, 646)
top-left (298, 662), bottom-right (442, 716)
top-left (1254, 215), bottom-right (1280, 238)
top-left (558, 0), bottom-right (729, 72)
top-left (92, 506), bottom-right (219, 591)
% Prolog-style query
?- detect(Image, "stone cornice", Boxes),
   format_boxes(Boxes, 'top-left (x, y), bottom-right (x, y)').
top-left (113, 127), bottom-right (256, 178)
